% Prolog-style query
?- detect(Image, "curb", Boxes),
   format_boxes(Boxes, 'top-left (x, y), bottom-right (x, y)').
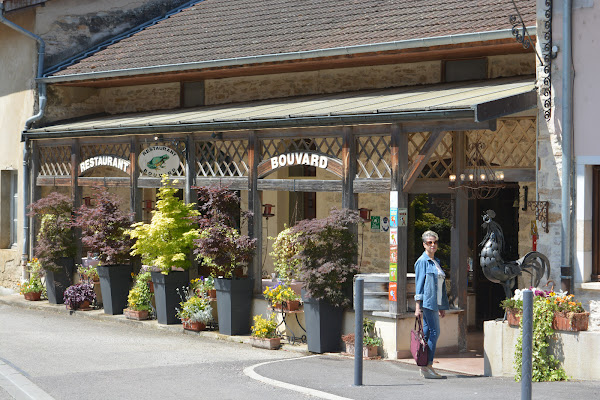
top-left (0, 294), bottom-right (311, 355)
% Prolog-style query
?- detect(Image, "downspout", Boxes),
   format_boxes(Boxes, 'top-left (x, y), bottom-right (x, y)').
top-left (0, 2), bottom-right (47, 274)
top-left (561, 0), bottom-right (574, 294)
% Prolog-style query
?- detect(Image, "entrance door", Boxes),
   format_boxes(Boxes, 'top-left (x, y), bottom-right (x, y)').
top-left (471, 186), bottom-right (519, 329)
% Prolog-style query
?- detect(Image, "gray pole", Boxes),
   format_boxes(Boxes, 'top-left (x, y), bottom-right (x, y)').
top-left (354, 277), bottom-right (364, 386)
top-left (521, 289), bottom-right (533, 400)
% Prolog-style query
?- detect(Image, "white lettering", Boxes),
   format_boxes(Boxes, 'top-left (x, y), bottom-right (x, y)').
top-left (286, 154), bottom-right (294, 165)
top-left (271, 157), bottom-right (278, 170)
top-left (301, 153), bottom-right (309, 165)
top-left (319, 155), bottom-right (328, 169)
top-left (295, 153), bottom-right (302, 164)
top-left (310, 154), bottom-right (319, 167)
top-left (279, 154), bottom-right (287, 167)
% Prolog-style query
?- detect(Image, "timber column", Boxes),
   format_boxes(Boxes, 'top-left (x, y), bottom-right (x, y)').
top-left (248, 132), bottom-right (262, 294)
top-left (390, 124), bottom-right (408, 314)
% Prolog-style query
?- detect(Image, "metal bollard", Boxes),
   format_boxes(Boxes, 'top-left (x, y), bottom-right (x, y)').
top-left (354, 277), bottom-right (364, 386)
top-left (521, 289), bottom-right (533, 400)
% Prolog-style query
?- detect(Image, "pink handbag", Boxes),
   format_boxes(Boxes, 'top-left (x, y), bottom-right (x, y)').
top-left (410, 316), bottom-right (429, 366)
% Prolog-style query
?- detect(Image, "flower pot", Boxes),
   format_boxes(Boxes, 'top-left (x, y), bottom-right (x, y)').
top-left (206, 289), bottom-right (216, 300)
top-left (23, 292), bottom-right (42, 301)
top-left (215, 277), bottom-right (253, 335)
top-left (151, 270), bottom-right (189, 325)
top-left (148, 281), bottom-right (154, 293)
top-left (250, 337), bottom-right (281, 350)
top-left (301, 289), bottom-right (343, 353)
top-left (506, 308), bottom-right (521, 327)
top-left (44, 258), bottom-right (74, 305)
top-left (552, 311), bottom-right (589, 331)
top-left (272, 300), bottom-right (300, 312)
top-left (182, 319), bottom-right (206, 332)
top-left (344, 342), bottom-right (378, 358)
top-left (97, 264), bottom-right (133, 315)
top-left (67, 300), bottom-right (91, 310)
top-left (124, 308), bottom-right (149, 320)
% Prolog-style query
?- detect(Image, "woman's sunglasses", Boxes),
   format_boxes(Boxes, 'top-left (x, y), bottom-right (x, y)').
top-left (424, 240), bottom-right (438, 245)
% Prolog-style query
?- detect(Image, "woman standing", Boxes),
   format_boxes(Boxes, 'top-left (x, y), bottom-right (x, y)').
top-left (414, 230), bottom-right (449, 379)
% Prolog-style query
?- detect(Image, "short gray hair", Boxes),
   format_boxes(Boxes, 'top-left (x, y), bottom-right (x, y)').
top-left (422, 230), bottom-right (439, 242)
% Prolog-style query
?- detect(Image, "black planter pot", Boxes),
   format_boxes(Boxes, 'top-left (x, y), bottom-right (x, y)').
top-left (97, 264), bottom-right (133, 315)
top-left (301, 290), bottom-right (344, 353)
top-left (44, 258), bottom-right (74, 305)
top-left (151, 270), bottom-right (189, 325)
top-left (215, 278), bottom-right (253, 335)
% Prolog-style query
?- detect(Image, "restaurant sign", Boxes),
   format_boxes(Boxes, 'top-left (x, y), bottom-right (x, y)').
top-left (257, 151), bottom-right (343, 178)
top-left (79, 155), bottom-right (130, 175)
top-left (138, 146), bottom-right (181, 177)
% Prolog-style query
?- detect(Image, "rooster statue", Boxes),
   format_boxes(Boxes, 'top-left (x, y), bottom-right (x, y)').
top-left (479, 210), bottom-right (550, 299)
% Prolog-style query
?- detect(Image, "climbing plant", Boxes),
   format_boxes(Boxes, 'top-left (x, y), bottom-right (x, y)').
top-left (513, 296), bottom-right (567, 382)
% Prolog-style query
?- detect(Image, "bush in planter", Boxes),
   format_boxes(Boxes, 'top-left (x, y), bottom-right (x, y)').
top-left (77, 264), bottom-right (99, 283)
top-left (125, 272), bottom-right (154, 320)
top-left (192, 186), bottom-right (257, 335)
top-left (290, 208), bottom-right (362, 353)
top-left (176, 287), bottom-right (213, 331)
top-left (28, 193), bottom-right (76, 304)
top-left (63, 283), bottom-right (96, 310)
top-left (73, 186), bottom-right (135, 315)
top-left (250, 314), bottom-right (280, 350)
top-left (269, 225), bottom-right (301, 284)
top-left (127, 176), bottom-right (200, 324)
top-left (341, 318), bottom-right (382, 357)
top-left (19, 258), bottom-right (46, 300)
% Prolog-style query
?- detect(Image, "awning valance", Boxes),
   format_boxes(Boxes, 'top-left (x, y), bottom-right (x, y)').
top-left (23, 76), bottom-right (536, 139)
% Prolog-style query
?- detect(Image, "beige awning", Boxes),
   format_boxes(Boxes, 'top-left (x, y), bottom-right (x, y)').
top-left (24, 76), bottom-right (536, 139)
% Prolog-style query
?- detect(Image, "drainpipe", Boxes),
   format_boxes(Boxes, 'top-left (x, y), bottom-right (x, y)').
top-left (561, 0), bottom-right (574, 294)
top-left (0, 2), bottom-right (47, 274)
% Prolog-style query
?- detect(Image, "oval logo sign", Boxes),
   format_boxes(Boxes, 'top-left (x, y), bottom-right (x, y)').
top-left (138, 146), bottom-right (181, 177)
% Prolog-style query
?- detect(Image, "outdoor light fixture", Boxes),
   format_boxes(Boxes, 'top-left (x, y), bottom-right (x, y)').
top-left (262, 204), bottom-right (275, 218)
top-left (358, 208), bottom-right (372, 222)
top-left (142, 199), bottom-right (154, 211)
top-left (449, 140), bottom-right (504, 200)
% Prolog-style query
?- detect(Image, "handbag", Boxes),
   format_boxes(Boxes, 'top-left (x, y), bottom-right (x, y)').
top-left (410, 315), bottom-right (429, 366)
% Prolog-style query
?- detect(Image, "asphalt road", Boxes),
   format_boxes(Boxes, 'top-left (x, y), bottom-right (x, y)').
top-left (1, 303), bottom-right (599, 400)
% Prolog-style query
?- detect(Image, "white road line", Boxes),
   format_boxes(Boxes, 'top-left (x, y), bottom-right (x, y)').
top-left (0, 360), bottom-right (55, 400)
top-left (243, 355), bottom-right (354, 400)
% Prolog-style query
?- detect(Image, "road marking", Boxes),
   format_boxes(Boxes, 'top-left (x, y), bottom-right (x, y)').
top-left (0, 359), bottom-right (55, 400)
top-left (244, 355), bottom-right (353, 400)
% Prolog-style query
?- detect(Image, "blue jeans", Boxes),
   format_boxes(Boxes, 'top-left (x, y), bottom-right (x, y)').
top-left (422, 308), bottom-right (440, 364)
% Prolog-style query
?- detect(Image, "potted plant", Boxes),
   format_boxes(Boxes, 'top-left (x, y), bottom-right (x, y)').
top-left (73, 186), bottom-right (134, 315)
top-left (124, 271), bottom-right (154, 321)
top-left (548, 291), bottom-right (589, 332)
top-left (176, 287), bottom-right (213, 331)
top-left (128, 176), bottom-right (200, 324)
top-left (193, 185), bottom-right (256, 335)
top-left (500, 291), bottom-right (524, 327)
top-left (63, 283), bottom-right (96, 310)
top-left (28, 192), bottom-right (76, 304)
top-left (291, 208), bottom-right (362, 353)
top-left (269, 225), bottom-right (301, 285)
top-left (341, 318), bottom-right (381, 358)
top-left (263, 281), bottom-right (301, 311)
top-left (250, 314), bottom-right (280, 350)
top-left (19, 258), bottom-right (46, 301)
top-left (190, 276), bottom-right (216, 300)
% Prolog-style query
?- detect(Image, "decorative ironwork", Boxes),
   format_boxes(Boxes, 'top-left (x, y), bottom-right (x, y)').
top-left (527, 200), bottom-right (549, 233)
top-left (449, 139), bottom-right (505, 200)
top-left (509, 14), bottom-right (532, 50)
top-left (540, 0), bottom-right (553, 120)
top-left (431, 196), bottom-right (455, 228)
top-left (479, 209), bottom-right (550, 298)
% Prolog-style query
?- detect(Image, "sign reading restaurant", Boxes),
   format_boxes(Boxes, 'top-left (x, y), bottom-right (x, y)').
top-left (257, 151), bottom-right (343, 178)
top-left (79, 155), bottom-right (130, 175)
top-left (138, 146), bottom-right (181, 177)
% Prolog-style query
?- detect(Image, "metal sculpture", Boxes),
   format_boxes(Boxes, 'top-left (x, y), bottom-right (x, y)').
top-left (479, 210), bottom-right (550, 299)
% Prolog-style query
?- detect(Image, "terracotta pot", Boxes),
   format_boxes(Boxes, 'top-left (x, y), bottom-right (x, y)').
top-left (250, 337), bottom-right (281, 350)
top-left (344, 342), bottom-right (378, 358)
top-left (272, 300), bottom-right (300, 312)
top-left (182, 319), bottom-right (206, 332)
top-left (506, 308), bottom-right (521, 327)
top-left (124, 308), bottom-right (149, 321)
top-left (206, 289), bottom-right (216, 300)
top-left (147, 281), bottom-right (154, 293)
top-left (552, 311), bottom-right (589, 331)
top-left (23, 292), bottom-right (42, 301)
top-left (67, 300), bottom-right (91, 311)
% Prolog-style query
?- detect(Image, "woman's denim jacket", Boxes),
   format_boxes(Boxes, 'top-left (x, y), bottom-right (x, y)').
top-left (414, 251), bottom-right (449, 311)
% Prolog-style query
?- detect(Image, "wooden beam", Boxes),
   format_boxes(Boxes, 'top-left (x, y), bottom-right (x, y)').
top-left (247, 132), bottom-right (262, 294)
top-left (402, 130), bottom-right (446, 192)
top-left (342, 126), bottom-right (356, 209)
top-left (194, 177), bottom-right (248, 190)
top-left (258, 179), bottom-right (342, 192)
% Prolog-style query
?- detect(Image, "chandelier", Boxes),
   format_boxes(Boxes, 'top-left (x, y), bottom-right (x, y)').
top-left (449, 140), bottom-right (504, 200)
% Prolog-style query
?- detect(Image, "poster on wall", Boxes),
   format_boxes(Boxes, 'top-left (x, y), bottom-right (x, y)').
top-left (381, 216), bottom-right (389, 232)
top-left (388, 282), bottom-right (397, 301)
top-left (389, 263), bottom-right (397, 282)
top-left (398, 208), bottom-right (407, 227)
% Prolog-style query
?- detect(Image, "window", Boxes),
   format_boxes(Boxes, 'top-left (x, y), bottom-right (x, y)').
top-left (181, 81), bottom-right (205, 108)
top-left (444, 59), bottom-right (487, 82)
top-left (1, 170), bottom-right (18, 248)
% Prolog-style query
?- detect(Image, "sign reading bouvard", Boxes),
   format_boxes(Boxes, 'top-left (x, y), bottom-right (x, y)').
top-left (257, 151), bottom-right (343, 178)
top-left (79, 155), bottom-right (130, 175)
top-left (138, 146), bottom-right (181, 177)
